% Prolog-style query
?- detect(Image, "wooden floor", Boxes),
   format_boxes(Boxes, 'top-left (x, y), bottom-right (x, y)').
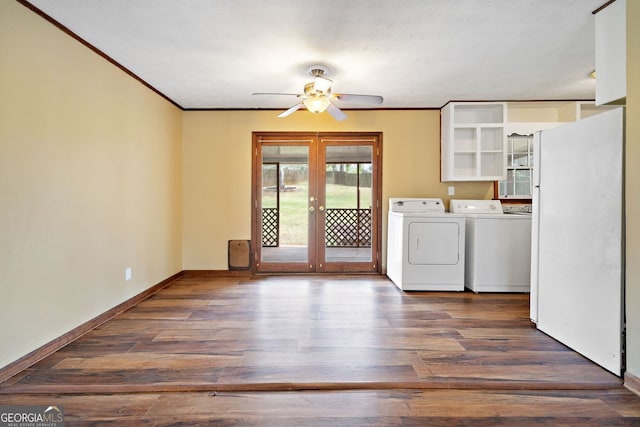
top-left (2, 275), bottom-right (640, 425)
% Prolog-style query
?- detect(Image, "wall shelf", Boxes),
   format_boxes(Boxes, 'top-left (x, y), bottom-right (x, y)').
top-left (441, 102), bottom-right (507, 182)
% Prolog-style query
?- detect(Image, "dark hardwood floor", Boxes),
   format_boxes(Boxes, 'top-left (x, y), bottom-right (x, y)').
top-left (2, 275), bottom-right (640, 425)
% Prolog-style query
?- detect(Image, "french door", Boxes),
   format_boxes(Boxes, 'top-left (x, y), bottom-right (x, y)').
top-left (251, 132), bottom-right (382, 273)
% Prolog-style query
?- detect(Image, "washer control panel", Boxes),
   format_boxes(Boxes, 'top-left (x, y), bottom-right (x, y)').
top-left (449, 199), bottom-right (504, 214)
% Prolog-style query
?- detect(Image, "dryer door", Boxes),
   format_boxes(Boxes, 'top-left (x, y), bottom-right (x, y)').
top-left (408, 222), bottom-right (460, 265)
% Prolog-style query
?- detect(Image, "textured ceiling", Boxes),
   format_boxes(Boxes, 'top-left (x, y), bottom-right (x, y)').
top-left (26, 0), bottom-right (603, 110)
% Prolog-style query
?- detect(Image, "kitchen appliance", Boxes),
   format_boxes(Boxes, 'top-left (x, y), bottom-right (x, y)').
top-left (450, 199), bottom-right (531, 293)
top-left (386, 198), bottom-right (465, 291)
top-left (531, 107), bottom-right (624, 376)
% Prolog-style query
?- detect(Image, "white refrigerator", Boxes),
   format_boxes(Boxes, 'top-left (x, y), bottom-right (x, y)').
top-left (530, 107), bottom-right (624, 376)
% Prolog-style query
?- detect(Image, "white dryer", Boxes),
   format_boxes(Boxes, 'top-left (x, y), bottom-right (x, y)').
top-left (386, 198), bottom-right (465, 291)
top-left (450, 199), bottom-right (531, 293)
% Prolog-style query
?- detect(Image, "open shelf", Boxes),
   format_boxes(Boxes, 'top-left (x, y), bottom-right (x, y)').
top-left (442, 102), bottom-right (507, 182)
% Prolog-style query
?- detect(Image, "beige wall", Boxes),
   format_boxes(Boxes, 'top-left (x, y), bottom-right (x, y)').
top-left (182, 110), bottom-right (493, 270)
top-left (0, 2), bottom-right (183, 369)
top-left (625, 0), bottom-right (640, 378)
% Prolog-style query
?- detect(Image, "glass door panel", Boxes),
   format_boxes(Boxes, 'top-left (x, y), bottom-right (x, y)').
top-left (319, 142), bottom-right (377, 272)
top-left (257, 143), bottom-right (313, 272)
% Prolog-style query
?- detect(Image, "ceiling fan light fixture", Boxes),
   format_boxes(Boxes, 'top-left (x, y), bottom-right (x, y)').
top-left (254, 64), bottom-right (380, 120)
top-left (303, 96), bottom-right (331, 113)
top-left (313, 76), bottom-right (333, 94)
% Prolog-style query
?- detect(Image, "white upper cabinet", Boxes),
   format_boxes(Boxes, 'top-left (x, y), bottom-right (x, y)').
top-left (595, 0), bottom-right (626, 106)
top-left (441, 102), bottom-right (507, 182)
top-left (441, 101), bottom-right (616, 183)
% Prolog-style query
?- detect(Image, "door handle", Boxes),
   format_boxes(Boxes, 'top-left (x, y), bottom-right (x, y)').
top-left (318, 206), bottom-right (325, 211)
top-left (309, 206), bottom-right (315, 212)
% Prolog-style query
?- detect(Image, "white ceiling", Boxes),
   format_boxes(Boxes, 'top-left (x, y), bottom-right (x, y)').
top-left (26, 0), bottom-right (603, 110)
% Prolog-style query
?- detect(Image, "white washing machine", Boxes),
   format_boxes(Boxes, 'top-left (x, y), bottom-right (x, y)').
top-left (450, 199), bottom-right (531, 293)
top-left (386, 198), bottom-right (465, 291)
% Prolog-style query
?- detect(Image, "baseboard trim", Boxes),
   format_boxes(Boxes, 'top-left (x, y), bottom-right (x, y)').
top-left (0, 271), bottom-right (183, 384)
top-left (181, 269), bottom-right (252, 277)
top-left (624, 372), bottom-right (640, 396)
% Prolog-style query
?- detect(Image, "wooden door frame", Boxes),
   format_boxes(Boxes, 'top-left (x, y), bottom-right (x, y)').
top-left (251, 131), bottom-right (382, 274)
top-left (316, 133), bottom-right (382, 273)
top-left (251, 132), bottom-right (317, 273)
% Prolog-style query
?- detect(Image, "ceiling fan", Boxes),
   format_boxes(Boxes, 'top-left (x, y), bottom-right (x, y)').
top-left (252, 65), bottom-right (383, 121)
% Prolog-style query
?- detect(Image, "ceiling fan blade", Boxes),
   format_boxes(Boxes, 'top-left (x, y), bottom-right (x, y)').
top-left (277, 103), bottom-right (303, 118)
top-left (326, 102), bottom-right (347, 121)
top-left (335, 94), bottom-right (383, 104)
top-left (252, 92), bottom-right (302, 97)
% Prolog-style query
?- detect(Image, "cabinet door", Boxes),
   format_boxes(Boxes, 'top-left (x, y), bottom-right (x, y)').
top-left (595, 0), bottom-right (626, 105)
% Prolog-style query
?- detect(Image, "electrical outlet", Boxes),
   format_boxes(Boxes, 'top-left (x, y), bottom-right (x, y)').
top-left (448, 186), bottom-right (455, 196)
top-left (125, 267), bottom-right (132, 281)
